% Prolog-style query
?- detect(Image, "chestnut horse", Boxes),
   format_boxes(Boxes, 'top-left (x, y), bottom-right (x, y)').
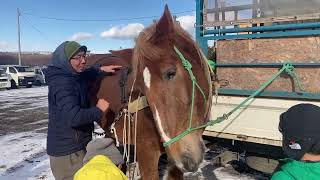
top-left (88, 6), bottom-right (212, 180)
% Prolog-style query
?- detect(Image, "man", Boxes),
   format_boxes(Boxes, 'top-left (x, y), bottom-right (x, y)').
top-left (271, 103), bottom-right (320, 180)
top-left (45, 41), bottom-right (121, 180)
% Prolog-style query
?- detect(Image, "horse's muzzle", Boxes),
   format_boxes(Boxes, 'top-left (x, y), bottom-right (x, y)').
top-left (181, 154), bottom-right (200, 172)
top-left (181, 143), bottom-right (205, 172)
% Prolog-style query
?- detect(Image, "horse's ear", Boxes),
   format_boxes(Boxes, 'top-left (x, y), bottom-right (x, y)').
top-left (152, 5), bottom-right (174, 43)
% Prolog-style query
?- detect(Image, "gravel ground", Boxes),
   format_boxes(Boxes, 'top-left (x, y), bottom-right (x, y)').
top-left (0, 86), bottom-right (48, 136)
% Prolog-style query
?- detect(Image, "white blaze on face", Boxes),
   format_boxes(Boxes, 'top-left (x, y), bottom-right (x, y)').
top-left (143, 67), bottom-right (151, 89)
top-left (154, 106), bottom-right (171, 142)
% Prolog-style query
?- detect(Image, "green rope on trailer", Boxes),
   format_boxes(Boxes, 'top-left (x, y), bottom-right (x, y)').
top-left (163, 56), bottom-right (304, 147)
top-left (284, 63), bottom-right (305, 93)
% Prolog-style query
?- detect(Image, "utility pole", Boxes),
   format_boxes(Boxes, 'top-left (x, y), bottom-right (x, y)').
top-left (17, 8), bottom-right (22, 65)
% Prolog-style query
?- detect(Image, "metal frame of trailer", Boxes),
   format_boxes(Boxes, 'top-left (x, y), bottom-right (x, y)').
top-left (195, 0), bottom-right (320, 100)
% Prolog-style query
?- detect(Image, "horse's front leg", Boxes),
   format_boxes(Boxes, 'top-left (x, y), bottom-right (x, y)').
top-left (136, 109), bottom-right (163, 180)
top-left (136, 143), bottom-right (161, 180)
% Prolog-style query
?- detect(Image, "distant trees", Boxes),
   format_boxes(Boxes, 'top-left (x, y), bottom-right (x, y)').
top-left (0, 53), bottom-right (51, 66)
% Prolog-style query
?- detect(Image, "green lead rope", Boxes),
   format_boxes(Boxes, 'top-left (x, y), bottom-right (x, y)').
top-left (163, 48), bottom-right (304, 147)
top-left (200, 62), bottom-right (304, 129)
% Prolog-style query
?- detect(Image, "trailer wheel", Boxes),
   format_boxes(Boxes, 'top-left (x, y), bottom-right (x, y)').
top-left (34, 80), bottom-right (42, 86)
top-left (246, 156), bottom-right (279, 175)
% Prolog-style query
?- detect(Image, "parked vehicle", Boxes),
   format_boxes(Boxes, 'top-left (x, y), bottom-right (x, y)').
top-left (0, 67), bottom-right (11, 89)
top-left (33, 66), bottom-right (46, 86)
top-left (0, 65), bottom-right (35, 88)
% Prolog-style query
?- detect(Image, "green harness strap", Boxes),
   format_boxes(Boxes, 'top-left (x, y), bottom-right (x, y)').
top-left (163, 46), bottom-right (208, 147)
top-left (163, 47), bottom-right (304, 147)
top-left (173, 46), bottom-right (207, 129)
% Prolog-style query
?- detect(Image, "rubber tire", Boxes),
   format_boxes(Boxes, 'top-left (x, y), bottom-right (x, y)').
top-left (35, 80), bottom-right (42, 86)
top-left (246, 156), bottom-right (279, 174)
top-left (10, 80), bottom-right (18, 89)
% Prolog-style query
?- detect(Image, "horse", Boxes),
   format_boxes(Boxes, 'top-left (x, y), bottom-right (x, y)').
top-left (87, 50), bottom-right (165, 179)
top-left (88, 5), bottom-right (212, 179)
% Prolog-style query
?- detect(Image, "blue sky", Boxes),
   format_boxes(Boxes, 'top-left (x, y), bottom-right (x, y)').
top-left (0, 0), bottom-right (196, 53)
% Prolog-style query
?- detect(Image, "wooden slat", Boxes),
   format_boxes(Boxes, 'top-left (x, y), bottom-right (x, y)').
top-left (204, 13), bottom-right (320, 27)
top-left (214, 0), bottom-right (219, 22)
top-left (206, 4), bottom-right (253, 13)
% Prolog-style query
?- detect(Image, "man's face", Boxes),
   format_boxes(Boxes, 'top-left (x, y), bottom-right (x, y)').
top-left (70, 51), bottom-right (86, 73)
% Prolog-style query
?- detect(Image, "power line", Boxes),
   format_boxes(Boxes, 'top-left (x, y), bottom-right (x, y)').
top-left (21, 10), bottom-right (195, 22)
top-left (21, 15), bottom-right (59, 46)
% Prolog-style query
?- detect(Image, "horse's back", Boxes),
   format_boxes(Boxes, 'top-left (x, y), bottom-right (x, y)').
top-left (86, 49), bottom-right (133, 67)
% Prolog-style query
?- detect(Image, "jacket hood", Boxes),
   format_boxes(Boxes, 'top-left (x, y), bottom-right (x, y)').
top-left (50, 41), bottom-right (77, 75)
top-left (45, 42), bottom-right (78, 84)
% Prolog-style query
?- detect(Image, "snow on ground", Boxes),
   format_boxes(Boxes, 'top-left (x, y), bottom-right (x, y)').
top-left (0, 132), bottom-right (53, 180)
top-left (0, 87), bottom-right (52, 180)
top-left (0, 87), bottom-right (266, 180)
top-left (0, 86), bottom-right (47, 111)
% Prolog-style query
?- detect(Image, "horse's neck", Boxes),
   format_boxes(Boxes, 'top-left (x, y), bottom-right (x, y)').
top-left (116, 69), bottom-right (140, 111)
top-left (87, 51), bottom-right (148, 127)
top-left (97, 63), bottom-right (136, 112)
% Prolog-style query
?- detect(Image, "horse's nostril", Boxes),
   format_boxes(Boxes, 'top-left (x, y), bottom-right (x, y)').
top-left (181, 155), bottom-right (199, 172)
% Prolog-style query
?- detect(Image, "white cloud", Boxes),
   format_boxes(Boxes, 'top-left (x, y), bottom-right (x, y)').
top-left (176, 14), bottom-right (196, 36)
top-left (70, 32), bottom-right (94, 41)
top-left (100, 23), bottom-right (144, 40)
top-left (0, 41), bottom-right (9, 50)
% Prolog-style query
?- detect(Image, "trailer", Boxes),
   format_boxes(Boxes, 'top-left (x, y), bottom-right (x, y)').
top-left (196, 0), bottom-right (320, 174)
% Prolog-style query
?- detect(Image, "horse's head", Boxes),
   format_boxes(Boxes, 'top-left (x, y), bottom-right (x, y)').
top-left (132, 5), bottom-right (212, 172)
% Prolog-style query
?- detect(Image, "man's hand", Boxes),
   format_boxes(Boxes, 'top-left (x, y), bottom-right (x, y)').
top-left (100, 65), bottom-right (122, 73)
top-left (96, 99), bottom-right (110, 112)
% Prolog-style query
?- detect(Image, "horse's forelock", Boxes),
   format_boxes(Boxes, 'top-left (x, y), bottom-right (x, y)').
top-left (132, 24), bottom-right (162, 78)
top-left (134, 26), bottom-right (162, 62)
top-left (134, 21), bottom-right (199, 61)
top-left (133, 17), bottom-right (209, 83)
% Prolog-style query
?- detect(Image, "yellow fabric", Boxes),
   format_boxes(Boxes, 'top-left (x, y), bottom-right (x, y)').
top-left (74, 155), bottom-right (127, 180)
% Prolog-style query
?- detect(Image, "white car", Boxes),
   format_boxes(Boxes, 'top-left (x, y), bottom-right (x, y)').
top-left (0, 65), bottom-right (35, 88)
top-left (0, 67), bottom-right (11, 89)
top-left (33, 66), bottom-right (46, 86)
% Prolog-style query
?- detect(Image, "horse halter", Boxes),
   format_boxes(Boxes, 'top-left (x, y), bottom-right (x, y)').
top-left (163, 46), bottom-right (209, 147)
top-left (119, 67), bottom-right (131, 104)
top-left (115, 47), bottom-right (211, 147)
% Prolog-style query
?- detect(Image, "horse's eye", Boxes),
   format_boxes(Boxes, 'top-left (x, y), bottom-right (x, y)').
top-left (164, 69), bottom-right (176, 80)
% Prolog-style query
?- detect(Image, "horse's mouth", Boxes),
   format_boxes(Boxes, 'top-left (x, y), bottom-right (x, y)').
top-left (182, 157), bottom-right (200, 173)
top-left (172, 155), bottom-right (201, 173)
